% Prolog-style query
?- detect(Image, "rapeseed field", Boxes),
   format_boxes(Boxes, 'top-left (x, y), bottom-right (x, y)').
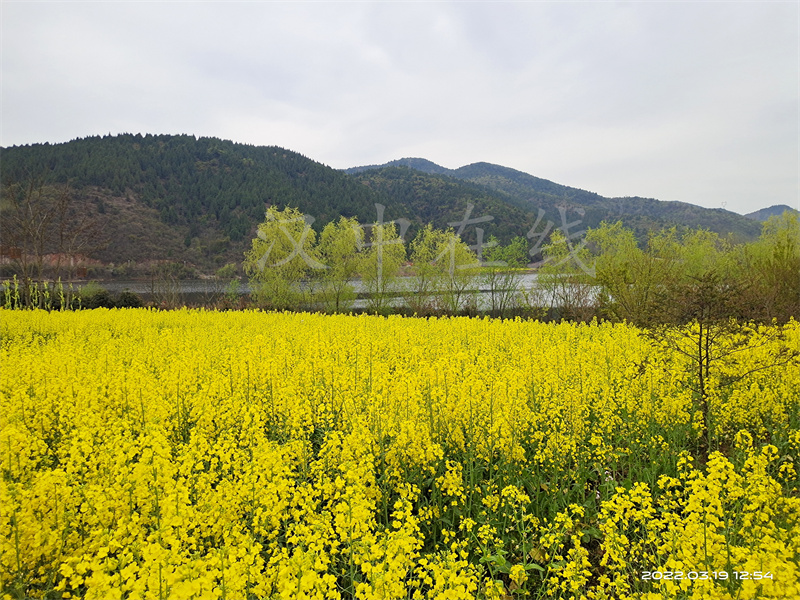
top-left (2, 309), bottom-right (798, 599)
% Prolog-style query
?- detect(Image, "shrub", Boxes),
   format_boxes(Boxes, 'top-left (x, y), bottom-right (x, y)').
top-left (78, 281), bottom-right (115, 309)
top-left (115, 290), bottom-right (143, 308)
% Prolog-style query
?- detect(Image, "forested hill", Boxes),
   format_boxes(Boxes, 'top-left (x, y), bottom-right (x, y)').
top-left (1, 134), bottom-right (765, 273)
top-left (745, 204), bottom-right (800, 222)
top-left (348, 158), bottom-right (604, 206)
top-left (348, 158), bottom-right (763, 243)
top-left (1, 134), bottom-right (381, 243)
top-left (0, 134), bottom-right (543, 269)
top-left (1, 134), bottom-right (397, 271)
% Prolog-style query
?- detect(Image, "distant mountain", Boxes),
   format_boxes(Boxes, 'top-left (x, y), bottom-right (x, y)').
top-left (745, 205), bottom-right (799, 222)
top-left (0, 136), bottom-right (769, 275)
top-left (1, 134), bottom-right (387, 270)
top-left (348, 158), bottom-right (763, 243)
top-left (453, 161), bottom-right (606, 207)
top-left (350, 166), bottom-right (537, 246)
top-left (2, 137), bottom-right (543, 270)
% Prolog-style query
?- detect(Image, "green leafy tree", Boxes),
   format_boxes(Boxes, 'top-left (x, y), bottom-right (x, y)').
top-left (405, 224), bottom-right (446, 314)
top-left (316, 216), bottom-right (362, 313)
top-left (538, 229), bottom-right (595, 321)
top-left (405, 225), bottom-right (479, 315)
top-left (649, 270), bottom-right (798, 455)
top-left (433, 230), bottom-right (480, 315)
top-left (359, 221), bottom-right (405, 314)
top-left (640, 227), bottom-right (796, 455)
top-left (736, 211), bottom-right (800, 322)
top-left (244, 206), bottom-right (323, 310)
top-left (586, 220), bottom-right (798, 455)
top-left (482, 236), bottom-right (527, 318)
top-left (587, 222), bottom-right (679, 325)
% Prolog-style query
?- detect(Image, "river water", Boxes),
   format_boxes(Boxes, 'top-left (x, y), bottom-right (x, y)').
top-left (96, 273), bottom-right (597, 310)
top-left (4, 273), bottom-right (598, 310)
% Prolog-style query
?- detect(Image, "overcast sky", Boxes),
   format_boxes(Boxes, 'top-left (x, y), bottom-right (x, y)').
top-left (2, 1), bottom-right (797, 215)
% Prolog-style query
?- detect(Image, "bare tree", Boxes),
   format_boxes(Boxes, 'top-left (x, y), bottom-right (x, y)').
top-left (1, 177), bottom-right (106, 306)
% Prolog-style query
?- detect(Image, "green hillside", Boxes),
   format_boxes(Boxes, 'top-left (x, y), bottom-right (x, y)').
top-left (1, 135), bottom-right (766, 275)
top-left (1, 135), bottom-right (396, 270)
top-left (745, 204), bottom-right (800, 222)
top-left (351, 166), bottom-right (537, 246)
top-left (2, 134), bottom-right (379, 239)
top-left (348, 158), bottom-right (763, 243)
top-left (0, 135), bottom-right (553, 271)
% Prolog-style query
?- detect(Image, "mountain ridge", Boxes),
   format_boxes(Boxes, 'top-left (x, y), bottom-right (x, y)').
top-left (348, 157), bottom-right (781, 218)
top-left (0, 135), bottom-right (769, 274)
top-left (347, 158), bottom-right (762, 243)
top-left (745, 204), bottom-right (799, 222)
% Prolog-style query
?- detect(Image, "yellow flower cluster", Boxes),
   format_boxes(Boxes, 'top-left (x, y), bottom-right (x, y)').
top-left (1, 310), bottom-right (798, 599)
top-left (595, 447), bottom-right (800, 600)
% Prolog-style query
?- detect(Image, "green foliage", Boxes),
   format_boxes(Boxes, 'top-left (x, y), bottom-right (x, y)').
top-left (223, 280), bottom-right (242, 308)
top-left (589, 217), bottom-right (799, 326)
top-left (78, 281), bottom-right (115, 309)
top-left (351, 167), bottom-right (533, 247)
top-left (115, 290), bottom-right (144, 308)
top-left (1, 276), bottom-right (80, 310)
top-left (244, 206), bottom-right (323, 310)
top-left (359, 222), bottom-right (406, 315)
top-left (316, 216), bottom-right (362, 313)
top-left (538, 230), bottom-right (596, 321)
top-left (406, 225), bottom-right (445, 314)
top-left (736, 211), bottom-right (800, 322)
top-left (215, 263), bottom-right (238, 281)
top-left (352, 160), bottom-right (763, 244)
top-left (406, 224), bottom-right (480, 315)
top-left (1, 135), bottom-right (766, 278)
top-left (586, 218), bottom-right (800, 454)
top-left (0, 134), bottom-right (380, 269)
top-left (479, 238), bottom-right (526, 319)
top-left (486, 236), bottom-right (528, 269)
top-left (588, 222), bottom-right (669, 325)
